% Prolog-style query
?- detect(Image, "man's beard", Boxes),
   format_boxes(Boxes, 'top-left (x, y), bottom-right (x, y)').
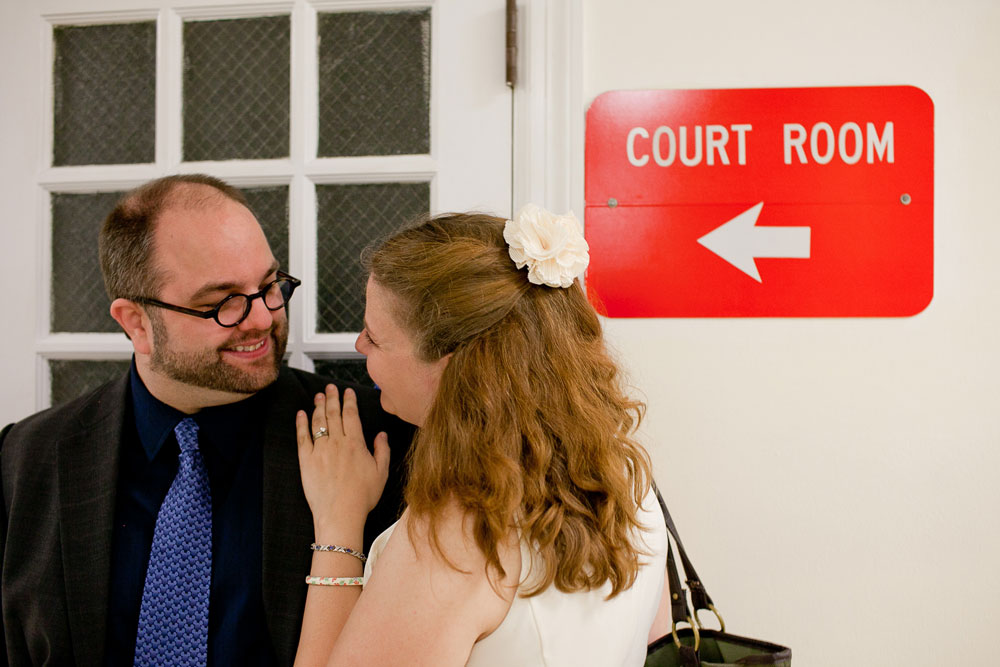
top-left (148, 313), bottom-right (287, 395)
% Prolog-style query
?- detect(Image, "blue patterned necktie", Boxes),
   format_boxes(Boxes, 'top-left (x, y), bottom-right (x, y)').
top-left (134, 418), bottom-right (212, 667)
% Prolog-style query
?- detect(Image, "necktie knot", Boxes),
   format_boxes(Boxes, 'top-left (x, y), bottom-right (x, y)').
top-left (174, 418), bottom-right (200, 454)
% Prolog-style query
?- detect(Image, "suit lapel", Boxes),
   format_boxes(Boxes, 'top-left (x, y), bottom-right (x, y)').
top-left (260, 369), bottom-right (313, 665)
top-left (57, 375), bottom-right (128, 666)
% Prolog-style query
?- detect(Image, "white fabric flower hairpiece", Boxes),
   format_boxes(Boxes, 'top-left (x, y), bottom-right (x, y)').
top-left (502, 204), bottom-right (590, 288)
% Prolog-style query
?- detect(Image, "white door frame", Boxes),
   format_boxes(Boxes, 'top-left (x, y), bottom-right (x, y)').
top-left (513, 0), bottom-right (583, 219)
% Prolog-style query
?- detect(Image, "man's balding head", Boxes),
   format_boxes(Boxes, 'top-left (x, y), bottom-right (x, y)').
top-left (99, 174), bottom-right (251, 301)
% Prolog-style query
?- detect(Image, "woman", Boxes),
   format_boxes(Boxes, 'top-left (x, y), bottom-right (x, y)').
top-left (294, 206), bottom-right (668, 665)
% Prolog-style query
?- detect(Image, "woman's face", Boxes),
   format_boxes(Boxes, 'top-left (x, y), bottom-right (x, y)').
top-left (355, 277), bottom-right (449, 427)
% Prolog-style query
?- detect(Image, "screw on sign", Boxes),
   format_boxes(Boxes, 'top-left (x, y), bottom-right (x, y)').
top-left (584, 86), bottom-right (934, 317)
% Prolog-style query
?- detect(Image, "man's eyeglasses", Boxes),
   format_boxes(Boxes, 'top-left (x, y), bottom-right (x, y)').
top-left (131, 271), bottom-right (301, 328)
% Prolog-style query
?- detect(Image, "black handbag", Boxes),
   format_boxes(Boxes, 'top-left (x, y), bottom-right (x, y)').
top-left (646, 486), bottom-right (791, 667)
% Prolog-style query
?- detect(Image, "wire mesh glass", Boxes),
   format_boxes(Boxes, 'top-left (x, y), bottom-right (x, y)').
top-left (242, 186), bottom-right (289, 271)
top-left (313, 358), bottom-right (375, 388)
top-left (318, 10), bottom-right (431, 157)
top-left (315, 182), bottom-right (429, 333)
top-left (50, 359), bottom-right (131, 407)
top-left (51, 191), bottom-right (127, 333)
top-left (53, 22), bottom-right (156, 166)
top-left (183, 16), bottom-right (290, 161)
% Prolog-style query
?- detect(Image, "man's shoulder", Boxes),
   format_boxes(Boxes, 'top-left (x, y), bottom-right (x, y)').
top-left (1, 373), bottom-right (129, 453)
top-left (277, 366), bottom-right (380, 400)
top-left (274, 366), bottom-right (412, 439)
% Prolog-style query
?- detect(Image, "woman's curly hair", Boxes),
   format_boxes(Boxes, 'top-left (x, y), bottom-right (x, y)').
top-left (366, 212), bottom-right (652, 597)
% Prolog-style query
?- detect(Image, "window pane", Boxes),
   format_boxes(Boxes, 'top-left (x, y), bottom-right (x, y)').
top-left (315, 182), bottom-right (429, 332)
top-left (50, 359), bottom-right (130, 406)
top-left (53, 22), bottom-right (156, 166)
top-left (243, 186), bottom-right (289, 271)
top-left (183, 16), bottom-right (290, 160)
top-left (51, 191), bottom-right (125, 333)
top-left (318, 10), bottom-right (431, 157)
top-left (313, 358), bottom-right (374, 388)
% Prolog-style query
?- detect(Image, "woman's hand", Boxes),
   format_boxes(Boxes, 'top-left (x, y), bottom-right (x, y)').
top-left (296, 384), bottom-right (391, 538)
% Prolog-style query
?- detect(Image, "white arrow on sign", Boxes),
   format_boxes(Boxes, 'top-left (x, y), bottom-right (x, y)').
top-left (696, 202), bottom-right (811, 282)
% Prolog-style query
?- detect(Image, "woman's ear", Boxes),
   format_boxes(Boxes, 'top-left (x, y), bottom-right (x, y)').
top-left (109, 298), bottom-right (154, 355)
top-left (436, 351), bottom-right (453, 372)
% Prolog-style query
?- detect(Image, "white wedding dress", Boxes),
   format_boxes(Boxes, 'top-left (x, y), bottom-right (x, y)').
top-left (363, 487), bottom-right (667, 666)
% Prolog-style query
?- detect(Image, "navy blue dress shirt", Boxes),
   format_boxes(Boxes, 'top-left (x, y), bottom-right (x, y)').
top-left (105, 363), bottom-right (277, 666)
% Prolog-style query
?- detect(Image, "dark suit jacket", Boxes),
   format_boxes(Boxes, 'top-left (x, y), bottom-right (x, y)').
top-left (0, 367), bottom-right (413, 667)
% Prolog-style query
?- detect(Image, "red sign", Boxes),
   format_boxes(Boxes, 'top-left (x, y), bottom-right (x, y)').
top-left (584, 86), bottom-right (934, 317)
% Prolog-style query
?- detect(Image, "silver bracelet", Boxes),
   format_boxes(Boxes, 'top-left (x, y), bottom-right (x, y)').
top-left (310, 543), bottom-right (367, 562)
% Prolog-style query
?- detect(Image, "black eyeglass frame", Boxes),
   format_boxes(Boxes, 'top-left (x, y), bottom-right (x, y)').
top-left (130, 271), bottom-right (301, 328)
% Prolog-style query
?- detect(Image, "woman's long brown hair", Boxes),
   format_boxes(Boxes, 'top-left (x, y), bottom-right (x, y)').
top-left (366, 212), bottom-right (652, 597)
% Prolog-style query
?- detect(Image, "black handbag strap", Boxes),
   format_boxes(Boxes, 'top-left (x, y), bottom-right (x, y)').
top-left (649, 484), bottom-right (791, 666)
top-left (653, 481), bottom-right (718, 627)
top-left (664, 530), bottom-right (689, 624)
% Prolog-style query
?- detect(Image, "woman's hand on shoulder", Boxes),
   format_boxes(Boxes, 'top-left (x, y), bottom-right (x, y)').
top-left (327, 504), bottom-right (520, 665)
top-left (296, 384), bottom-right (390, 537)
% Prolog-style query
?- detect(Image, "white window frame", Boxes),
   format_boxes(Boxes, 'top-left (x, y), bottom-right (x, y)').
top-left (34, 0), bottom-right (450, 408)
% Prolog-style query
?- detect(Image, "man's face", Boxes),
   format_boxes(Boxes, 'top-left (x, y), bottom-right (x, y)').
top-left (144, 188), bottom-right (288, 398)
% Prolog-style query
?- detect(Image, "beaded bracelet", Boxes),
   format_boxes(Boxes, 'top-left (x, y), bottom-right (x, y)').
top-left (305, 575), bottom-right (365, 587)
top-left (310, 543), bottom-right (367, 562)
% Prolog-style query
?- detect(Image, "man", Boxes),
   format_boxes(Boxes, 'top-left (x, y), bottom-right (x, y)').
top-left (0, 174), bottom-right (413, 666)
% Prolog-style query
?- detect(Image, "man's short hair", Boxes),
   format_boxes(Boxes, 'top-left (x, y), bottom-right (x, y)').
top-left (98, 174), bottom-right (250, 301)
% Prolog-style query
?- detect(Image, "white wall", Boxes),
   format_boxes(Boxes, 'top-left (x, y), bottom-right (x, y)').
top-left (582, 0), bottom-right (1000, 664)
top-left (0, 1), bottom-right (43, 425)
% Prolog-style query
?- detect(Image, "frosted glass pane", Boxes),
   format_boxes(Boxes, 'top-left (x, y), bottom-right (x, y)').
top-left (51, 191), bottom-right (125, 333)
top-left (315, 182), bottom-right (429, 332)
top-left (53, 22), bottom-right (155, 165)
top-left (243, 186), bottom-right (289, 271)
top-left (184, 16), bottom-right (290, 160)
top-left (318, 10), bottom-right (430, 157)
top-left (50, 359), bottom-right (130, 406)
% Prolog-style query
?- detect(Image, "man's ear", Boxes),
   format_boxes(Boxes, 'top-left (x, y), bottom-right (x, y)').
top-left (109, 298), bottom-right (154, 355)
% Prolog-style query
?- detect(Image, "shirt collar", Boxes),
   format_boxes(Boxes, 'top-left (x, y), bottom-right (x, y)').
top-left (129, 360), bottom-right (268, 462)
top-left (130, 361), bottom-right (185, 462)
